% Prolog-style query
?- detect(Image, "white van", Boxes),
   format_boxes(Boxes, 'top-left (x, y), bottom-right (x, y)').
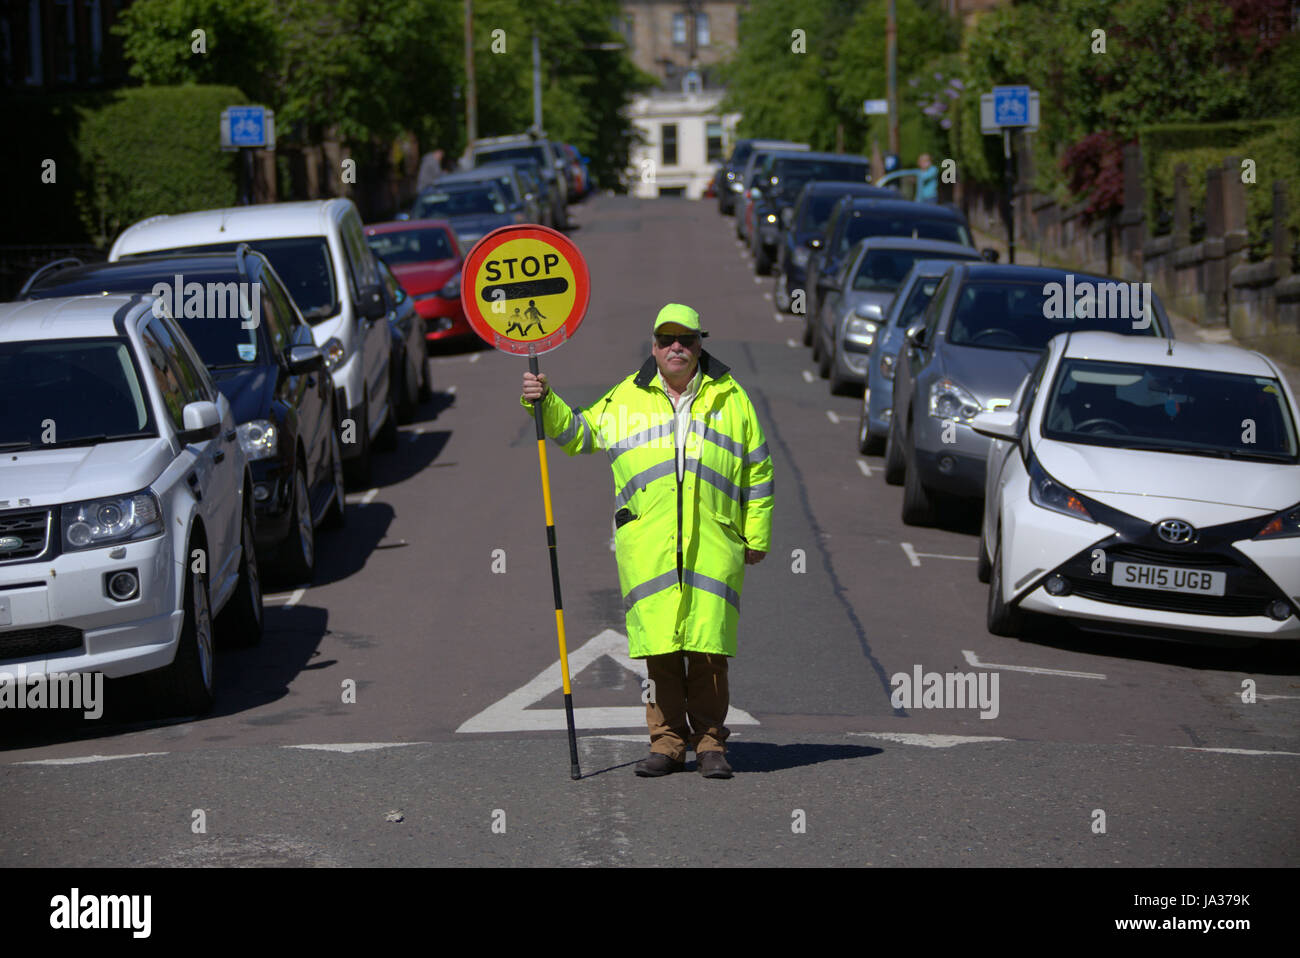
top-left (110, 200), bottom-right (392, 485)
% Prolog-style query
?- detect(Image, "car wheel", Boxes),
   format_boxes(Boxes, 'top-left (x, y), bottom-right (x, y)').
top-left (417, 352), bottom-right (432, 402)
top-left (344, 395), bottom-right (372, 488)
top-left (753, 240), bottom-right (771, 275)
top-left (858, 394), bottom-right (884, 455)
top-left (987, 531), bottom-right (1024, 637)
top-left (377, 396), bottom-right (399, 451)
top-left (817, 333), bottom-right (832, 378)
top-left (322, 425), bottom-right (346, 530)
top-left (883, 411), bottom-right (906, 485)
top-left (977, 522), bottom-right (992, 583)
top-left (901, 436), bottom-right (937, 526)
top-left (218, 506), bottom-right (264, 647)
top-left (801, 303), bottom-right (813, 345)
top-left (277, 464), bottom-right (315, 586)
top-left (828, 349), bottom-right (854, 396)
top-left (146, 544), bottom-right (215, 717)
top-left (394, 351), bottom-right (416, 424)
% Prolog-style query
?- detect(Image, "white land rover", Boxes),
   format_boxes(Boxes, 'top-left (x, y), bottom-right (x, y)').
top-left (0, 295), bottom-right (263, 717)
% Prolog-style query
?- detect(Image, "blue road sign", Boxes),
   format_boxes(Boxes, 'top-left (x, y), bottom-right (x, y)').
top-left (992, 86), bottom-right (1031, 127)
top-left (228, 107), bottom-right (266, 147)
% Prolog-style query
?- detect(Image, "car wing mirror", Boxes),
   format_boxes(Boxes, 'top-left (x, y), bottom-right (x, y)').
top-left (970, 410), bottom-right (1020, 441)
top-left (286, 345), bottom-right (326, 374)
top-left (904, 323), bottom-right (928, 349)
top-left (178, 401), bottom-right (221, 444)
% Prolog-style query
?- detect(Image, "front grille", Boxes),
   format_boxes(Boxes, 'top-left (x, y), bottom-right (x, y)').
top-left (0, 625), bottom-right (83, 660)
top-left (1106, 544), bottom-right (1227, 568)
top-left (0, 509), bottom-right (52, 562)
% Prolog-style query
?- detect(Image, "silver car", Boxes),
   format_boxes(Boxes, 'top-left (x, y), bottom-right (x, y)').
top-left (817, 238), bottom-right (981, 395)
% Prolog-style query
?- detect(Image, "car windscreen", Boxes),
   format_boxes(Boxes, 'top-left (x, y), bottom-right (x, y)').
top-left (841, 214), bottom-right (972, 251)
top-left (123, 238), bottom-right (338, 325)
top-left (413, 184), bottom-right (507, 218)
top-left (947, 280), bottom-right (1163, 351)
top-left (770, 159), bottom-right (871, 201)
top-left (367, 228), bottom-right (456, 265)
top-left (1042, 359), bottom-right (1299, 462)
top-left (475, 146), bottom-right (548, 170)
top-left (730, 143), bottom-right (754, 168)
top-left (0, 338), bottom-right (155, 448)
top-left (852, 249), bottom-right (975, 294)
top-left (892, 276), bottom-right (944, 327)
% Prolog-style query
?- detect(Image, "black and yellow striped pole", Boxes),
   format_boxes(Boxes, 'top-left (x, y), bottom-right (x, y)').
top-left (529, 348), bottom-right (581, 780)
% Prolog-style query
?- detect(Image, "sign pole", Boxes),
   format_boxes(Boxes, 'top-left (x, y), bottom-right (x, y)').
top-left (528, 346), bottom-right (581, 780)
top-left (1003, 128), bottom-right (1015, 264)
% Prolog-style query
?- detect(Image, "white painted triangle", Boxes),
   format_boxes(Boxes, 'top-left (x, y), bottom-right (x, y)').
top-left (456, 628), bottom-right (760, 733)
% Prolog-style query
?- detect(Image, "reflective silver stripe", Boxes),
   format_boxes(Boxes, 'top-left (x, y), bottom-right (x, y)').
top-left (683, 569), bottom-right (741, 613)
top-left (615, 459), bottom-right (676, 509)
top-left (743, 480), bottom-right (774, 502)
top-left (694, 461), bottom-right (743, 504)
top-left (607, 421), bottom-right (673, 463)
top-left (579, 416), bottom-right (596, 453)
top-left (690, 420), bottom-right (746, 461)
top-left (623, 570), bottom-right (678, 611)
top-left (553, 407), bottom-right (584, 447)
top-left (745, 441), bottom-right (770, 465)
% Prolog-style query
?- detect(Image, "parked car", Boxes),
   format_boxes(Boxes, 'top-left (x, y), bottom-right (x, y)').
top-left (22, 251), bottom-right (346, 584)
top-left (560, 143), bottom-right (588, 199)
top-left (0, 295), bottom-right (263, 716)
top-left (737, 145), bottom-right (816, 244)
top-left (364, 220), bottom-right (469, 348)
top-left (376, 257), bottom-right (432, 424)
top-left (715, 139), bottom-right (810, 215)
top-left (109, 199), bottom-right (394, 488)
top-left (409, 180), bottom-right (515, 252)
top-left (749, 151), bottom-right (877, 274)
top-left (975, 331), bottom-right (1300, 642)
top-left (774, 180), bottom-right (897, 313)
top-left (859, 259), bottom-right (972, 454)
top-left (431, 164), bottom-right (542, 228)
top-left (804, 197), bottom-right (977, 346)
top-left (885, 263), bottom-right (1173, 526)
top-left (467, 134), bottom-right (570, 227)
top-left (816, 238), bottom-right (984, 394)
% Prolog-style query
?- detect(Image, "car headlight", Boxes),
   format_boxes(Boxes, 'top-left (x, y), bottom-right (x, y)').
top-left (1255, 501), bottom-right (1300, 539)
top-left (793, 247), bottom-right (811, 267)
top-left (845, 318), bottom-right (879, 344)
top-left (1027, 453), bottom-right (1094, 522)
top-left (730, 180), bottom-right (743, 193)
top-left (928, 378), bottom-right (982, 423)
top-left (439, 275), bottom-right (461, 299)
top-left (765, 213), bottom-right (777, 224)
top-left (237, 420), bottom-right (278, 461)
top-left (879, 352), bottom-right (897, 381)
top-left (62, 491), bottom-right (163, 550)
top-left (855, 302), bottom-right (884, 319)
top-left (322, 337), bottom-right (346, 370)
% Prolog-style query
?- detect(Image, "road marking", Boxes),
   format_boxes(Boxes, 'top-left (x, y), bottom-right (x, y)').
top-left (753, 277), bottom-right (762, 284)
top-left (826, 410), bottom-right (840, 424)
top-left (1258, 694), bottom-right (1300, 701)
top-left (962, 649), bottom-right (1106, 680)
top-left (848, 732), bottom-right (1010, 748)
top-left (592, 733), bottom-right (740, 745)
top-left (901, 542), bottom-right (978, 564)
top-left (469, 353), bottom-right (481, 363)
top-left (787, 339), bottom-right (799, 348)
top-left (266, 588), bottom-right (305, 607)
top-left (448, 384), bottom-right (458, 395)
top-left (801, 370), bottom-right (814, 383)
top-left (762, 291), bottom-right (772, 301)
top-left (1172, 746), bottom-right (1300, 757)
top-left (285, 742), bottom-right (430, 753)
top-left (15, 752), bottom-right (169, 766)
top-left (773, 312), bottom-right (784, 323)
top-left (856, 459), bottom-right (873, 478)
top-left (360, 488), bottom-right (378, 506)
top-left (456, 628), bottom-right (759, 733)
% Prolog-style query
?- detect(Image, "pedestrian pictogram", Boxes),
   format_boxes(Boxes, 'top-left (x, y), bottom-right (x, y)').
top-left (460, 225), bottom-right (589, 355)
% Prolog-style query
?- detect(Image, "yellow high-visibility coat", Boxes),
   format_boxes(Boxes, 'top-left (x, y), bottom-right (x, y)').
top-left (522, 352), bottom-right (773, 657)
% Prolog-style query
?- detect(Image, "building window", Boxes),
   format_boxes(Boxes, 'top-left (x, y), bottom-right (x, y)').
top-left (88, 0), bottom-right (102, 80)
top-left (706, 122), bottom-right (724, 163)
top-left (25, 0), bottom-right (42, 85)
top-left (53, 0), bottom-right (75, 82)
top-left (696, 12), bottom-right (710, 47)
top-left (672, 13), bottom-right (686, 46)
top-left (661, 123), bottom-right (678, 166)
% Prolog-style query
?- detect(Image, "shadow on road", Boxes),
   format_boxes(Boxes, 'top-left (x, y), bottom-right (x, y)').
top-left (718, 741), bottom-right (882, 773)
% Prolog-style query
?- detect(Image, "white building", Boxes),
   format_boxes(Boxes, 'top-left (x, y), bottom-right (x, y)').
top-left (626, 87), bottom-right (740, 199)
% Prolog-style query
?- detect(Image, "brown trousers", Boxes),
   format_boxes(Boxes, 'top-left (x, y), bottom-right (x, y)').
top-left (644, 651), bottom-right (730, 759)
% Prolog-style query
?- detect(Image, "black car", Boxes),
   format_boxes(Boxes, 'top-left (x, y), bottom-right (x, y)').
top-left (749, 151), bottom-right (880, 275)
top-left (804, 197), bottom-right (976, 347)
top-left (714, 138), bottom-right (809, 215)
top-left (774, 180), bottom-right (898, 313)
top-left (22, 249), bottom-right (344, 584)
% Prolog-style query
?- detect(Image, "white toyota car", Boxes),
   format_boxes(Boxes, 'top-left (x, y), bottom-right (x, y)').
top-left (0, 295), bottom-right (262, 716)
top-left (974, 331), bottom-right (1300, 643)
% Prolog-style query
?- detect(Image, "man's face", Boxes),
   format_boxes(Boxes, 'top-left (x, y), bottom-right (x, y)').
top-left (652, 323), bottom-right (701, 379)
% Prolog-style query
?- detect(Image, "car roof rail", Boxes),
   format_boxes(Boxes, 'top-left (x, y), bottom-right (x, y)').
top-left (234, 242), bottom-right (256, 280)
top-left (19, 257), bottom-right (86, 297)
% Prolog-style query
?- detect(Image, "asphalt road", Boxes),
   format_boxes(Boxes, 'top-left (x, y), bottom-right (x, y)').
top-left (2, 196), bottom-right (1297, 868)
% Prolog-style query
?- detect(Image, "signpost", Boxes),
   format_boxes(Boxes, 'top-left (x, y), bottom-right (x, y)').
top-left (220, 106), bottom-right (275, 206)
top-left (979, 86), bottom-right (1039, 264)
top-left (461, 225), bottom-right (591, 779)
top-left (862, 99), bottom-right (889, 116)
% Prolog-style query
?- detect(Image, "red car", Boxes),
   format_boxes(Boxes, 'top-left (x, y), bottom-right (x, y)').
top-left (364, 220), bottom-right (472, 348)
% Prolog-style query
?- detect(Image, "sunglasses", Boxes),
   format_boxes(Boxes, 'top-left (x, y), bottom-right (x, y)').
top-left (655, 332), bottom-right (700, 348)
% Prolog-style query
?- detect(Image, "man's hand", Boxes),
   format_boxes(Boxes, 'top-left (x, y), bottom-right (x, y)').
top-left (744, 549), bottom-right (767, 565)
top-left (522, 371), bottom-right (549, 402)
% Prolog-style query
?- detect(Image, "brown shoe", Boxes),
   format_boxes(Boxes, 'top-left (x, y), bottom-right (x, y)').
top-left (635, 753), bottom-right (685, 777)
top-left (697, 751), bottom-right (733, 779)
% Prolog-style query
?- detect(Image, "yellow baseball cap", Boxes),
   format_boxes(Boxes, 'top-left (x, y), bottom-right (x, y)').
top-left (653, 303), bottom-right (708, 337)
